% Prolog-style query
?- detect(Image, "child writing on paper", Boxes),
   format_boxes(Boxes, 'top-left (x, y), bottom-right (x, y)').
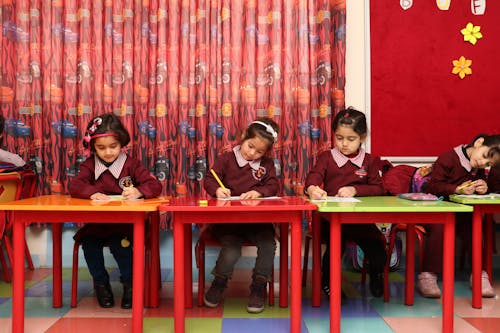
top-left (69, 113), bottom-right (162, 309)
top-left (418, 134), bottom-right (500, 298)
top-left (203, 118), bottom-right (279, 313)
top-left (305, 107), bottom-right (386, 300)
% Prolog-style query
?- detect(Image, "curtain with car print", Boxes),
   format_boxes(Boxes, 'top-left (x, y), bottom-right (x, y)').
top-left (0, 0), bottom-right (345, 204)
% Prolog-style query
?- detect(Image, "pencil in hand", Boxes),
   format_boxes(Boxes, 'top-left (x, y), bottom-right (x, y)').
top-left (457, 180), bottom-right (474, 191)
top-left (316, 186), bottom-right (327, 199)
top-left (210, 168), bottom-right (226, 189)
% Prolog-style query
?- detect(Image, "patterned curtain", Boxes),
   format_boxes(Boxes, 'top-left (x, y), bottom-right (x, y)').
top-left (0, 0), bottom-right (345, 198)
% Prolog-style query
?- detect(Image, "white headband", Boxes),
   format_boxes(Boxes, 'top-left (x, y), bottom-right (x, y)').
top-left (251, 121), bottom-right (278, 142)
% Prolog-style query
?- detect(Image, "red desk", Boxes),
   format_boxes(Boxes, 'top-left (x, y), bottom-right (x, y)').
top-left (312, 196), bottom-right (472, 333)
top-left (0, 195), bottom-right (162, 333)
top-left (449, 194), bottom-right (500, 309)
top-left (159, 196), bottom-right (317, 333)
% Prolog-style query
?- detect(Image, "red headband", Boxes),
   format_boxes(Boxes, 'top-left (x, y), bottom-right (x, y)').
top-left (90, 133), bottom-right (118, 140)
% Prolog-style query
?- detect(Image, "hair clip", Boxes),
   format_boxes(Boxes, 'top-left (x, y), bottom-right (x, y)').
top-left (88, 117), bottom-right (103, 135)
top-left (251, 120), bottom-right (278, 142)
top-left (343, 112), bottom-right (349, 118)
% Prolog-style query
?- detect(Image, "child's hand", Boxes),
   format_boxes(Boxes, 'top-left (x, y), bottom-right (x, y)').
top-left (216, 187), bottom-right (231, 198)
top-left (239, 190), bottom-right (261, 199)
top-left (456, 181), bottom-right (476, 194)
top-left (473, 179), bottom-right (488, 194)
top-left (307, 185), bottom-right (327, 200)
top-left (90, 192), bottom-right (110, 200)
top-left (336, 186), bottom-right (357, 197)
top-left (122, 186), bottom-right (143, 200)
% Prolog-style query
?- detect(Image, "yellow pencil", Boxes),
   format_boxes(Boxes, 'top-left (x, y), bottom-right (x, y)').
top-left (315, 185), bottom-right (327, 199)
top-left (210, 169), bottom-right (227, 189)
top-left (457, 180), bottom-right (474, 191)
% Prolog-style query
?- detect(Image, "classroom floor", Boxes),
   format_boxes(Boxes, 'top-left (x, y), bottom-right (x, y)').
top-left (2, 259), bottom-right (500, 333)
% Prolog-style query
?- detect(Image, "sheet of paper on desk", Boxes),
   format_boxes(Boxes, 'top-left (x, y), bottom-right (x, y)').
top-left (92, 195), bottom-right (125, 201)
top-left (218, 196), bottom-right (282, 201)
top-left (455, 193), bottom-right (500, 199)
top-left (311, 196), bottom-right (361, 203)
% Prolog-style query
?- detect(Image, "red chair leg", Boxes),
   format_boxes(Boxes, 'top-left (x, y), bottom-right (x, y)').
top-left (4, 236), bottom-right (13, 270)
top-left (24, 240), bottom-right (34, 270)
top-left (268, 270), bottom-right (274, 306)
top-left (0, 243), bottom-right (12, 282)
top-left (71, 242), bottom-right (80, 307)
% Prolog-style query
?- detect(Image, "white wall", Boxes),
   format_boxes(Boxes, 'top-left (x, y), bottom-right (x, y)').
top-left (345, 0), bottom-right (367, 114)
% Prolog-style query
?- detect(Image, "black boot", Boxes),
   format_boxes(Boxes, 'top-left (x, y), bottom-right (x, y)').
top-left (204, 276), bottom-right (228, 308)
top-left (121, 282), bottom-right (132, 309)
top-left (95, 283), bottom-right (114, 308)
top-left (247, 275), bottom-right (268, 313)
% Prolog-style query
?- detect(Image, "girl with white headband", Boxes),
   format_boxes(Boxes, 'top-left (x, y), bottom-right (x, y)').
top-left (203, 117), bottom-right (279, 314)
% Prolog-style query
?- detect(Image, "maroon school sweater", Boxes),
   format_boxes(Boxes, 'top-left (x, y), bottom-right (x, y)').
top-left (69, 153), bottom-right (162, 199)
top-left (70, 153), bottom-right (162, 241)
top-left (305, 148), bottom-right (384, 196)
top-left (488, 164), bottom-right (500, 193)
top-left (426, 146), bottom-right (487, 198)
top-left (204, 149), bottom-right (278, 197)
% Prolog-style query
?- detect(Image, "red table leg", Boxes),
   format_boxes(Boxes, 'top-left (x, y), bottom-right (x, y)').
top-left (279, 223), bottom-right (288, 307)
top-left (484, 213), bottom-right (493, 285)
top-left (52, 223), bottom-right (63, 308)
top-left (184, 224), bottom-right (192, 308)
top-left (330, 213), bottom-right (341, 333)
top-left (472, 208), bottom-right (482, 309)
top-left (132, 218), bottom-right (145, 333)
top-left (174, 217), bottom-right (185, 333)
top-left (405, 224), bottom-right (415, 305)
top-left (12, 215), bottom-right (25, 333)
top-left (290, 217), bottom-right (301, 333)
top-left (442, 214), bottom-right (455, 333)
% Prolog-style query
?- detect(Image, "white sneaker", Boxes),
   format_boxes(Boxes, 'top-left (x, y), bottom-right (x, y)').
top-left (417, 272), bottom-right (441, 298)
top-left (470, 270), bottom-right (495, 298)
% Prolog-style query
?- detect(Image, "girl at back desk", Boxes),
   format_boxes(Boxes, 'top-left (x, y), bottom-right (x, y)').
top-left (419, 134), bottom-right (500, 298)
top-left (203, 117), bottom-right (279, 314)
top-left (305, 107), bottom-right (386, 301)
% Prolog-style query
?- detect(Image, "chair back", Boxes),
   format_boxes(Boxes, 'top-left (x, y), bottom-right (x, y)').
top-left (0, 172), bottom-right (22, 237)
top-left (19, 169), bottom-right (36, 199)
top-left (0, 172), bottom-right (22, 203)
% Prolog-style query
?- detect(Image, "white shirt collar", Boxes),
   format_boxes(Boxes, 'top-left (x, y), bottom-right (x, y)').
top-left (331, 147), bottom-right (365, 168)
top-left (233, 145), bottom-right (261, 170)
top-left (454, 145), bottom-right (472, 172)
top-left (94, 152), bottom-right (127, 180)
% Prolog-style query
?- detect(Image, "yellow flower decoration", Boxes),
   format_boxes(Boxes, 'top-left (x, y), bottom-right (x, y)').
top-left (452, 56), bottom-right (472, 79)
top-left (461, 22), bottom-right (483, 45)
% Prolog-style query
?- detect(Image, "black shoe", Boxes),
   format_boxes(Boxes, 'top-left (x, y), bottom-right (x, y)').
top-left (369, 273), bottom-right (384, 298)
top-left (121, 282), bottom-right (132, 309)
top-left (247, 275), bottom-right (267, 313)
top-left (95, 284), bottom-right (114, 308)
top-left (204, 276), bottom-right (227, 308)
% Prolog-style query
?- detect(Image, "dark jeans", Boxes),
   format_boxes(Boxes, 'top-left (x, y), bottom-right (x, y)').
top-left (321, 218), bottom-right (387, 284)
top-left (210, 223), bottom-right (276, 280)
top-left (81, 233), bottom-right (132, 285)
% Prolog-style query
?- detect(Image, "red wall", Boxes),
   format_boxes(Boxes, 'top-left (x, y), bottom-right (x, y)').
top-left (370, 1), bottom-right (500, 157)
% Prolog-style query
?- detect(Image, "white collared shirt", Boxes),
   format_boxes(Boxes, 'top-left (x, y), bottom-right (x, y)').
top-left (94, 152), bottom-right (127, 180)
